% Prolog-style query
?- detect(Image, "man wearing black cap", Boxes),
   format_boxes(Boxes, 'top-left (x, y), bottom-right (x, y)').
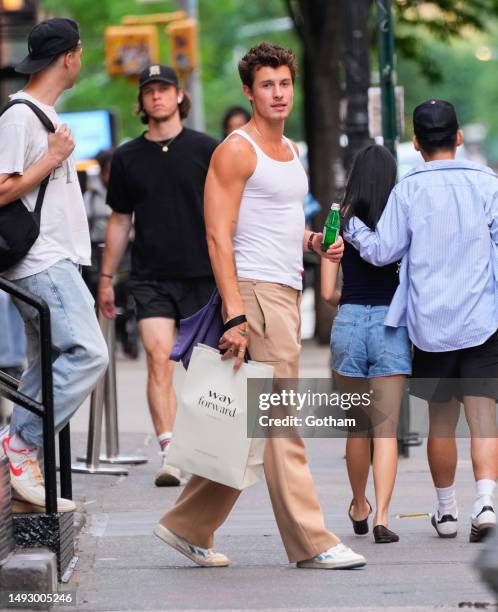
top-left (0, 19), bottom-right (108, 512)
top-left (345, 99), bottom-right (498, 545)
top-left (98, 65), bottom-right (217, 487)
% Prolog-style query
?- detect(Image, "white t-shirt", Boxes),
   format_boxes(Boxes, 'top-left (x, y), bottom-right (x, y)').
top-left (0, 91), bottom-right (91, 280)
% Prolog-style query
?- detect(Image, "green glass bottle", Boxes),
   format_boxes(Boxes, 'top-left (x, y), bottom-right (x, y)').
top-left (321, 203), bottom-right (341, 252)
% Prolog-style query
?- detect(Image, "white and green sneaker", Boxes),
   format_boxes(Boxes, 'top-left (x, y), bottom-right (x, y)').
top-left (154, 523), bottom-right (230, 567)
top-left (297, 543), bottom-right (366, 569)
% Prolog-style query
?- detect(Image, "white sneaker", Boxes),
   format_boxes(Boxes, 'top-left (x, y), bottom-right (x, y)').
top-left (1, 435), bottom-right (75, 513)
top-left (154, 450), bottom-right (187, 487)
top-left (431, 510), bottom-right (458, 538)
top-left (154, 523), bottom-right (229, 567)
top-left (470, 506), bottom-right (496, 543)
top-left (297, 543), bottom-right (366, 569)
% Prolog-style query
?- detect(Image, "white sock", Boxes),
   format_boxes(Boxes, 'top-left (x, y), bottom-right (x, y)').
top-left (9, 433), bottom-right (35, 452)
top-left (473, 479), bottom-right (496, 517)
top-left (158, 432), bottom-right (173, 452)
top-left (435, 484), bottom-right (457, 517)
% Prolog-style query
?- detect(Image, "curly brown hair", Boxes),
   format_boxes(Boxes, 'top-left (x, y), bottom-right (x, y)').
top-left (238, 42), bottom-right (297, 89)
top-left (136, 88), bottom-right (191, 124)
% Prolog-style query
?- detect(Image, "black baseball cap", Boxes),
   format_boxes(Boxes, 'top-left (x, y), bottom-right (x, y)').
top-left (413, 99), bottom-right (459, 142)
top-left (139, 64), bottom-right (179, 89)
top-left (16, 18), bottom-right (80, 75)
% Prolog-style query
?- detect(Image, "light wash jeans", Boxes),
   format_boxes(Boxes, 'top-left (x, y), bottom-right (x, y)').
top-left (0, 290), bottom-right (26, 368)
top-left (9, 259), bottom-right (108, 447)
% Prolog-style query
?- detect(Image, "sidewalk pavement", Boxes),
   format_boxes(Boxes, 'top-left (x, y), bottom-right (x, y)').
top-left (67, 342), bottom-right (496, 611)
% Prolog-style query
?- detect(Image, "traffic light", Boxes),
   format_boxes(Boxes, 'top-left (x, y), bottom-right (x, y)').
top-left (1, 0), bottom-right (25, 10)
top-left (104, 25), bottom-right (159, 77)
top-left (167, 19), bottom-right (198, 74)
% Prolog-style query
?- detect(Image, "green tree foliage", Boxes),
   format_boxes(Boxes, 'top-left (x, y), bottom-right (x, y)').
top-left (391, 3), bottom-right (498, 159)
top-left (397, 26), bottom-right (498, 159)
top-left (394, 0), bottom-right (498, 82)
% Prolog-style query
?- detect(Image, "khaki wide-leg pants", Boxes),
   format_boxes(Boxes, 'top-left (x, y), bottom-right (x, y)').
top-left (161, 280), bottom-right (336, 562)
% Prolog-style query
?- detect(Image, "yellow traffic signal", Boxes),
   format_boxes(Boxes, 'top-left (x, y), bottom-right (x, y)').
top-left (167, 19), bottom-right (198, 74)
top-left (104, 25), bottom-right (159, 77)
top-left (1, 0), bottom-right (25, 10)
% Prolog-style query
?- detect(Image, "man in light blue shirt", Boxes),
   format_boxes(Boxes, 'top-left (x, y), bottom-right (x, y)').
top-left (345, 100), bottom-right (498, 544)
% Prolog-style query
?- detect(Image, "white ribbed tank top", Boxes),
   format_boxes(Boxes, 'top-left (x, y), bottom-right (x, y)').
top-left (230, 129), bottom-right (308, 290)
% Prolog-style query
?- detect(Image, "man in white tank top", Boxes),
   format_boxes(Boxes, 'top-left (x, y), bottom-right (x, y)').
top-left (155, 42), bottom-right (366, 570)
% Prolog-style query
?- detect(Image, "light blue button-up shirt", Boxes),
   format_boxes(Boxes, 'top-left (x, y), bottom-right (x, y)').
top-left (344, 159), bottom-right (498, 352)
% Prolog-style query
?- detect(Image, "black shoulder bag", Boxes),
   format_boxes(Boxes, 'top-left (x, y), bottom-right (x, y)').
top-left (0, 99), bottom-right (55, 273)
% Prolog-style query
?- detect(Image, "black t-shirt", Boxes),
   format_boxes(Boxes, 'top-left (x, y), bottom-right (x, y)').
top-left (340, 239), bottom-right (399, 306)
top-left (107, 128), bottom-right (218, 280)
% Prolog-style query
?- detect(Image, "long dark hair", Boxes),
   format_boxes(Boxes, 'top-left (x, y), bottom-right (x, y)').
top-left (341, 144), bottom-right (397, 231)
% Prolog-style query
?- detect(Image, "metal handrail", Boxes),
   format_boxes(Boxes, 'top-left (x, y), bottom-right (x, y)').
top-left (0, 276), bottom-right (71, 514)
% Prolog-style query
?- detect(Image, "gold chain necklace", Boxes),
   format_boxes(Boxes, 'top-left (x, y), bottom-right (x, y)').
top-left (150, 129), bottom-right (183, 153)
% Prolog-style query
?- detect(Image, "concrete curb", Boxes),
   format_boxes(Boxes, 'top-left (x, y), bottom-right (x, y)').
top-left (0, 547), bottom-right (57, 609)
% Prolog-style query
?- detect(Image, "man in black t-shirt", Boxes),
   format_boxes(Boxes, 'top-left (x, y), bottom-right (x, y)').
top-left (99, 65), bottom-right (217, 487)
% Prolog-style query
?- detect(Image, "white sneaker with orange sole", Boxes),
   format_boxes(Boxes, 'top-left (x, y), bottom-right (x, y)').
top-left (1, 435), bottom-right (75, 513)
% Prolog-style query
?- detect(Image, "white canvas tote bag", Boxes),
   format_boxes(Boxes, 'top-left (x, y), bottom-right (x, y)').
top-left (167, 344), bottom-right (273, 490)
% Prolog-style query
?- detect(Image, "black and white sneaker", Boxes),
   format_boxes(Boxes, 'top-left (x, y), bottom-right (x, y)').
top-left (470, 506), bottom-right (496, 543)
top-left (431, 510), bottom-right (458, 538)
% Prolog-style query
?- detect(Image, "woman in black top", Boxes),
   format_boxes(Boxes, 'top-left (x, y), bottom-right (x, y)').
top-left (321, 145), bottom-right (412, 543)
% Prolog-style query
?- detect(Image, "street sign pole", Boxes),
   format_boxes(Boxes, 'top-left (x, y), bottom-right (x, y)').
top-left (177, 0), bottom-right (204, 131)
top-left (376, 0), bottom-right (397, 158)
top-left (376, 0), bottom-right (419, 459)
top-left (341, 0), bottom-right (371, 170)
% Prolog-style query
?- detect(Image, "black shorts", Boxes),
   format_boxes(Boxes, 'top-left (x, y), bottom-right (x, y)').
top-left (411, 328), bottom-right (498, 402)
top-left (129, 277), bottom-right (216, 322)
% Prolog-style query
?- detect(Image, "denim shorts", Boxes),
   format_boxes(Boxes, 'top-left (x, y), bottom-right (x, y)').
top-left (331, 304), bottom-right (412, 378)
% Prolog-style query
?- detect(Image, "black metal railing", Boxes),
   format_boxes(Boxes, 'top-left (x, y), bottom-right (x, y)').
top-left (0, 277), bottom-right (72, 515)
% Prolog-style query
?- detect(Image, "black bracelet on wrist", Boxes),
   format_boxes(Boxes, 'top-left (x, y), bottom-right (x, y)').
top-left (223, 314), bottom-right (247, 332)
top-left (101, 273), bottom-right (113, 279)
